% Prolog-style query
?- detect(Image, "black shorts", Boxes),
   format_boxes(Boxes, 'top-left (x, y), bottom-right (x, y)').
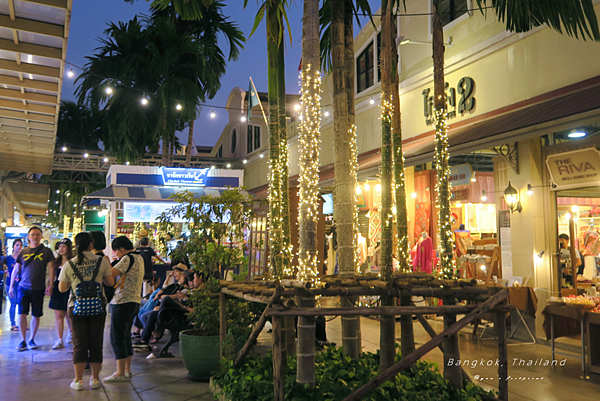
top-left (18, 288), bottom-right (45, 317)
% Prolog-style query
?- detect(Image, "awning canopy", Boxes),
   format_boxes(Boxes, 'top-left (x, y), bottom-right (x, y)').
top-left (405, 82), bottom-right (600, 166)
top-left (2, 181), bottom-right (49, 216)
top-left (0, 0), bottom-right (72, 174)
top-left (82, 185), bottom-right (248, 204)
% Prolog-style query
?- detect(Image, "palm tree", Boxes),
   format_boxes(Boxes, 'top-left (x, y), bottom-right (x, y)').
top-left (56, 100), bottom-right (106, 151)
top-left (76, 17), bottom-right (205, 165)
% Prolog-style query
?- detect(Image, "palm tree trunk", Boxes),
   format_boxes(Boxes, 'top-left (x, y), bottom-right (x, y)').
top-left (185, 118), bottom-right (195, 168)
top-left (379, 0), bottom-right (395, 371)
top-left (341, 0), bottom-right (361, 360)
top-left (296, 0), bottom-right (320, 386)
top-left (162, 104), bottom-right (169, 166)
top-left (432, 2), bottom-right (461, 390)
top-left (388, 9), bottom-right (415, 359)
top-left (332, 0), bottom-right (357, 360)
top-left (266, 0), bottom-right (283, 280)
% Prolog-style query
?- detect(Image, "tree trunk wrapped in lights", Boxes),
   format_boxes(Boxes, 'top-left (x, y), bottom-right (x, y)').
top-left (378, 0), bottom-right (395, 371)
top-left (63, 215), bottom-right (71, 237)
top-left (432, 3), bottom-right (455, 280)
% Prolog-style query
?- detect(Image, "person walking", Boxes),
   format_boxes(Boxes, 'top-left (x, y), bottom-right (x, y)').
top-left (104, 236), bottom-right (144, 383)
top-left (50, 238), bottom-right (74, 349)
top-left (9, 226), bottom-right (54, 351)
top-left (3, 239), bottom-right (23, 331)
top-left (58, 232), bottom-right (114, 391)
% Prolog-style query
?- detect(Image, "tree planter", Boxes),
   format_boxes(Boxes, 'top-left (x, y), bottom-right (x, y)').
top-left (180, 330), bottom-right (220, 381)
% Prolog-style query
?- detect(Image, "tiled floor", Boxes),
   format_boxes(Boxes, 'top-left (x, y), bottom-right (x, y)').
top-left (2, 297), bottom-right (599, 400)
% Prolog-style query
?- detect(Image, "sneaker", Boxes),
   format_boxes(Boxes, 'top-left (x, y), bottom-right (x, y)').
top-left (15, 341), bottom-right (27, 351)
top-left (103, 373), bottom-right (129, 383)
top-left (132, 340), bottom-right (149, 349)
top-left (52, 339), bottom-right (64, 350)
top-left (70, 380), bottom-right (83, 391)
top-left (28, 339), bottom-right (38, 349)
top-left (131, 332), bottom-right (141, 338)
top-left (66, 331), bottom-right (72, 343)
top-left (89, 378), bottom-right (101, 389)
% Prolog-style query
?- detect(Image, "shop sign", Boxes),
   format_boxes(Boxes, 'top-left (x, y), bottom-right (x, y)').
top-left (422, 77), bottom-right (476, 125)
top-left (449, 164), bottom-right (473, 187)
top-left (451, 188), bottom-right (470, 201)
top-left (546, 147), bottom-right (600, 190)
top-left (124, 202), bottom-right (186, 223)
top-left (161, 167), bottom-right (209, 186)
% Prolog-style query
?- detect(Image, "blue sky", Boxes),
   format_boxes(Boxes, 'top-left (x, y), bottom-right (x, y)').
top-left (62, 0), bottom-right (379, 148)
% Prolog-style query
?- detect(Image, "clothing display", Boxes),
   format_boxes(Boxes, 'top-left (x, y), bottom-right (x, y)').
top-left (583, 228), bottom-right (600, 256)
top-left (454, 229), bottom-right (473, 257)
top-left (414, 234), bottom-right (433, 274)
top-left (357, 234), bottom-right (367, 267)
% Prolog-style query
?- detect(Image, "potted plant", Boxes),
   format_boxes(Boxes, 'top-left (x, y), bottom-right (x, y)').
top-left (159, 188), bottom-right (259, 381)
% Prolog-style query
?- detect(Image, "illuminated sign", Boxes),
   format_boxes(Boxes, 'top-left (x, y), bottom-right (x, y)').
top-left (449, 164), bottom-right (473, 187)
top-left (546, 148), bottom-right (600, 190)
top-left (161, 167), bottom-right (209, 186)
top-left (123, 202), bottom-right (186, 223)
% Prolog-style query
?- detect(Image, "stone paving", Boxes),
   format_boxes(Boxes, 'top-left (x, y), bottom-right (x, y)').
top-left (1, 298), bottom-right (599, 400)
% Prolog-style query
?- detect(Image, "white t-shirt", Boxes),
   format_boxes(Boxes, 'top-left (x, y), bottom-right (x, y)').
top-left (58, 251), bottom-right (112, 309)
top-left (111, 253), bottom-right (144, 305)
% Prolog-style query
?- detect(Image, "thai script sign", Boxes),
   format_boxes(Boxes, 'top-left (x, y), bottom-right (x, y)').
top-left (161, 167), bottom-right (209, 186)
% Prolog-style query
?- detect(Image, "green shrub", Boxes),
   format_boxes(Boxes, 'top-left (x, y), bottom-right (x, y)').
top-left (214, 346), bottom-right (496, 401)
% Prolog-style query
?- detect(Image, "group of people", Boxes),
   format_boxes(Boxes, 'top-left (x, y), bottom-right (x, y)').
top-left (0, 226), bottom-right (165, 391)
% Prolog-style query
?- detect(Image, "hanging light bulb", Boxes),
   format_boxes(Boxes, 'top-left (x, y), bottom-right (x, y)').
top-left (105, 86), bottom-right (113, 95)
top-left (103, 157), bottom-right (109, 162)
top-left (62, 146), bottom-right (67, 152)
top-left (141, 97), bottom-right (148, 105)
top-left (259, 153), bottom-right (264, 158)
top-left (241, 114), bottom-right (247, 122)
top-left (210, 110), bottom-right (216, 118)
top-left (176, 104), bottom-right (182, 110)
top-left (481, 191), bottom-right (487, 202)
top-left (355, 185), bottom-right (362, 195)
top-left (364, 183), bottom-right (370, 191)
top-left (83, 153), bottom-right (89, 158)
top-left (243, 159), bottom-right (248, 164)
top-left (375, 184), bottom-right (382, 192)
top-left (67, 69), bottom-right (74, 78)
top-left (294, 103), bottom-right (301, 111)
top-left (527, 184), bottom-right (533, 196)
top-left (226, 163), bottom-right (231, 168)
top-left (324, 110), bottom-right (330, 117)
top-left (369, 98), bottom-right (375, 105)
top-left (411, 192), bottom-right (417, 199)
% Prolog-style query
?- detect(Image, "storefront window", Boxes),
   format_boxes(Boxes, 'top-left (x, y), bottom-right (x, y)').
top-left (356, 41), bottom-right (374, 93)
top-left (439, 0), bottom-right (468, 26)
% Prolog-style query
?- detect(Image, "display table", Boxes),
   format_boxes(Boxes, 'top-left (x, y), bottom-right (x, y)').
top-left (542, 305), bottom-right (596, 379)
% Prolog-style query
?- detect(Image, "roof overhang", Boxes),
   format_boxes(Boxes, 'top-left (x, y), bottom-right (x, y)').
top-left (0, 0), bottom-right (72, 175)
top-left (1, 180), bottom-right (49, 216)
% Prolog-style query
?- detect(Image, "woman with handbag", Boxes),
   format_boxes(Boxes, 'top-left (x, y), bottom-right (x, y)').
top-left (58, 232), bottom-right (114, 391)
top-left (105, 236), bottom-right (144, 383)
top-left (49, 238), bottom-right (74, 349)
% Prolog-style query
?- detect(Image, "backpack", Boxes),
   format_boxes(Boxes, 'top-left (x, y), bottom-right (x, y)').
top-left (69, 257), bottom-right (103, 316)
top-left (114, 253), bottom-right (136, 290)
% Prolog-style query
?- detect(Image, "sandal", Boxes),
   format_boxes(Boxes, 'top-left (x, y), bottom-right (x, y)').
top-left (10, 326), bottom-right (18, 331)
top-left (149, 331), bottom-right (164, 345)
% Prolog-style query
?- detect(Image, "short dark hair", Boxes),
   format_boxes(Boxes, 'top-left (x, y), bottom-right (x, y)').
top-left (140, 237), bottom-right (149, 246)
top-left (28, 226), bottom-right (43, 235)
top-left (90, 231), bottom-right (106, 250)
top-left (559, 234), bottom-right (569, 241)
top-left (111, 235), bottom-right (134, 251)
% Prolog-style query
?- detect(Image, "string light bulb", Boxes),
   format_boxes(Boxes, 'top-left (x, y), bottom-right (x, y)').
top-left (141, 97), bottom-right (148, 105)
top-left (210, 110), bottom-right (216, 118)
top-left (67, 69), bottom-right (74, 78)
top-left (370, 98), bottom-right (375, 105)
top-left (364, 183), bottom-right (370, 191)
top-left (411, 192), bottom-right (417, 198)
top-left (376, 183), bottom-right (382, 192)
top-left (355, 185), bottom-right (362, 195)
top-left (105, 86), bottom-right (112, 95)
top-left (294, 103), bottom-right (301, 111)
top-left (241, 114), bottom-right (247, 122)
top-left (324, 110), bottom-right (330, 117)
top-left (176, 104), bottom-right (182, 110)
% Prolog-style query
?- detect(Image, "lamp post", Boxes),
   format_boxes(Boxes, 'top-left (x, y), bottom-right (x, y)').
top-left (504, 182), bottom-right (522, 213)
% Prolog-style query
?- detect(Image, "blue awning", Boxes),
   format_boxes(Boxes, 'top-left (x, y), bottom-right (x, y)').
top-left (81, 185), bottom-right (244, 204)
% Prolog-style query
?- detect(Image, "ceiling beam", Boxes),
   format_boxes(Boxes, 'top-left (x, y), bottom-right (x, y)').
top-left (20, 0), bottom-right (68, 10)
top-left (0, 108), bottom-right (56, 123)
top-left (0, 117), bottom-right (55, 131)
top-left (0, 38), bottom-right (62, 60)
top-left (0, 14), bottom-right (64, 38)
top-left (0, 142), bottom-right (54, 154)
top-left (0, 87), bottom-right (57, 104)
top-left (0, 136), bottom-right (54, 148)
top-left (1, 182), bottom-right (26, 215)
top-left (0, 59), bottom-right (60, 78)
top-left (0, 74), bottom-right (59, 92)
top-left (0, 98), bottom-right (56, 114)
top-left (0, 157), bottom-right (52, 175)
top-left (0, 126), bottom-right (56, 138)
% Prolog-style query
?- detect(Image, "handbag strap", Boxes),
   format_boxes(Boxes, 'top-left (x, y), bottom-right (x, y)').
top-left (115, 253), bottom-right (136, 289)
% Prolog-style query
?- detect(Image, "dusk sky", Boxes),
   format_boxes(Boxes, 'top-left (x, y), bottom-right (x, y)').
top-left (62, 0), bottom-right (379, 148)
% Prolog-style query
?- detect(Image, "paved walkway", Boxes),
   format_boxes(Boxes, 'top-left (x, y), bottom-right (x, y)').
top-left (1, 298), bottom-right (599, 400)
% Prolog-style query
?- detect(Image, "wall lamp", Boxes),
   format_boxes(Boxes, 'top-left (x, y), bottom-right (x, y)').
top-left (398, 36), bottom-right (453, 47)
top-left (504, 181), bottom-right (522, 213)
top-left (0, 219), bottom-right (7, 228)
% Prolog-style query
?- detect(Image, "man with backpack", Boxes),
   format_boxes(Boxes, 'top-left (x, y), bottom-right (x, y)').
top-left (8, 226), bottom-right (54, 351)
top-left (136, 237), bottom-right (166, 296)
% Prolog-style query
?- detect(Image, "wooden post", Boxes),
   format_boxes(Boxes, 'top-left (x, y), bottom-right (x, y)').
top-left (234, 286), bottom-right (283, 368)
top-left (341, 295), bottom-right (361, 358)
top-left (379, 295), bottom-right (396, 370)
top-left (400, 296), bottom-right (415, 359)
top-left (296, 297), bottom-right (316, 387)
top-left (341, 289), bottom-right (509, 401)
top-left (443, 313), bottom-right (462, 390)
top-left (272, 315), bottom-right (284, 401)
top-left (569, 217), bottom-right (578, 292)
top-left (495, 311), bottom-right (508, 401)
top-left (219, 292), bottom-right (227, 359)
top-left (284, 316), bottom-right (296, 357)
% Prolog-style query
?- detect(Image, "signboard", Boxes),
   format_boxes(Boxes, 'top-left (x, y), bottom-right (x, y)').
top-left (423, 77), bottom-right (476, 125)
top-left (161, 167), bottom-right (209, 186)
top-left (123, 202), bottom-right (186, 223)
top-left (451, 188), bottom-right (470, 202)
top-left (449, 164), bottom-right (473, 187)
top-left (546, 148), bottom-right (600, 190)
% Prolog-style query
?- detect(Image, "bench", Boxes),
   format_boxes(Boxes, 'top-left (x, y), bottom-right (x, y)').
top-left (156, 308), bottom-right (193, 358)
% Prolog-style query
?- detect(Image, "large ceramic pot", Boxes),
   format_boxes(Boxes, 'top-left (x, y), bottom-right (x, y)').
top-left (180, 330), bottom-right (220, 381)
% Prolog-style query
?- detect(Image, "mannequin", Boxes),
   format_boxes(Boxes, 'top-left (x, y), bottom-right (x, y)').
top-left (414, 232), bottom-right (433, 273)
top-left (583, 224), bottom-right (600, 278)
top-left (356, 233), bottom-right (367, 267)
top-left (454, 223), bottom-right (473, 258)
